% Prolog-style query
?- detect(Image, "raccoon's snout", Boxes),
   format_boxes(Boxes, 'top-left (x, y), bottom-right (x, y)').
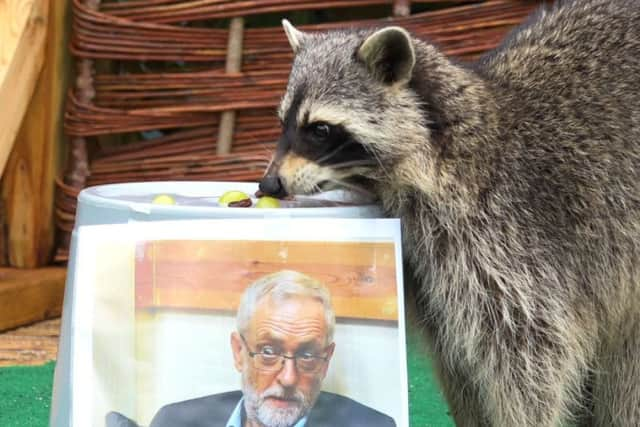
top-left (258, 175), bottom-right (288, 198)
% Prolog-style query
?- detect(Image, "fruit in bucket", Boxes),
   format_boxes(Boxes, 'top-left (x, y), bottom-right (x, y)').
top-left (219, 190), bottom-right (252, 207)
top-left (152, 194), bottom-right (176, 205)
top-left (255, 196), bottom-right (281, 208)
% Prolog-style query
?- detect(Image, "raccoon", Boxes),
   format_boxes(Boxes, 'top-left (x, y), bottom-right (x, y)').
top-left (258, 0), bottom-right (640, 425)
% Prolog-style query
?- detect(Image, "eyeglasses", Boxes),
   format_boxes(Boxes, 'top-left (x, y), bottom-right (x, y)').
top-left (240, 334), bottom-right (330, 375)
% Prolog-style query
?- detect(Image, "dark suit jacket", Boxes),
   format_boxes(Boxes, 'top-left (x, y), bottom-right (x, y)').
top-left (148, 390), bottom-right (397, 427)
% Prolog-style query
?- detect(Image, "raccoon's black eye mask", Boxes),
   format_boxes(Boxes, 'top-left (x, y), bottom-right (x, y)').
top-left (293, 122), bottom-right (372, 167)
top-left (303, 121), bottom-right (335, 150)
top-left (289, 121), bottom-right (344, 160)
top-left (308, 122), bottom-right (330, 140)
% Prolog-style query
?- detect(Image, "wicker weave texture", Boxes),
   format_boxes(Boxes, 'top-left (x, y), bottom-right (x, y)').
top-left (56, 0), bottom-right (541, 261)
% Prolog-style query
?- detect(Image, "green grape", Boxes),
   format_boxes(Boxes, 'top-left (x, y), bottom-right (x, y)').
top-left (219, 190), bottom-right (251, 207)
top-left (152, 194), bottom-right (176, 205)
top-left (255, 196), bottom-right (281, 208)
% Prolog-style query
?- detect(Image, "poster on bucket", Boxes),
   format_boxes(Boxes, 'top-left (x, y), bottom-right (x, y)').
top-left (67, 217), bottom-right (408, 427)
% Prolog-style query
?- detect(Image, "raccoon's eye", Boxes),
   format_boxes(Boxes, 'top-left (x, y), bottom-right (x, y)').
top-left (310, 123), bottom-right (330, 140)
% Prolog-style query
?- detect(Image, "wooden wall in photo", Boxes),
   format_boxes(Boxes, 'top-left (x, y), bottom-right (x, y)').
top-left (1, 0), bottom-right (71, 267)
top-left (135, 240), bottom-right (399, 321)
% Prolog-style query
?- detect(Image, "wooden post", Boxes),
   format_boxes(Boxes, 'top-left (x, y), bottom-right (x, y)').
top-left (216, 17), bottom-right (244, 155)
top-left (1, 0), bottom-right (71, 267)
top-left (393, 0), bottom-right (411, 17)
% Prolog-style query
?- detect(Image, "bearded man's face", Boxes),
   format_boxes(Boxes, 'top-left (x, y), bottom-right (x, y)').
top-left (232, 295), bottom-right (334, 427)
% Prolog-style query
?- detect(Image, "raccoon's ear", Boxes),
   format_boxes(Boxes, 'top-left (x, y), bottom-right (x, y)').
top-left (357, 27), bottom-right (415, 85)
top-left (282, 19), bottom-right (307, 53)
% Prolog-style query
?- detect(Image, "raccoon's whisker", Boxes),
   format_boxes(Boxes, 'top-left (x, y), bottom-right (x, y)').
top-left (316, 140), bottom-right (358, 165)
top-left (255, 154), bottom-right (272, 162)
top-left (325, 178), bottom-right (376, 199)
top-left (330, 160), bottom-right (379, 169)
top-left (260, 145), bottom-right (276, 159)
top-left (366, 147), bottom-right (393, 182)
top-left (319, 140), bottom-right (390, 179)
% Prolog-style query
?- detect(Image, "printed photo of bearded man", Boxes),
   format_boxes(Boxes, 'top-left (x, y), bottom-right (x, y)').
top-left (147, 270), bottom-right (397, 427)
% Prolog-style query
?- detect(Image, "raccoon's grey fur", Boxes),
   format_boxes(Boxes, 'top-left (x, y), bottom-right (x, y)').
top-left (259, 1), bottom-right (640, 425)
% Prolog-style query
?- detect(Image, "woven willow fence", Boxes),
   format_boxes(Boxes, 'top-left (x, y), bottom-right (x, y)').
top-left (55, 0), bottom-right (541, 261)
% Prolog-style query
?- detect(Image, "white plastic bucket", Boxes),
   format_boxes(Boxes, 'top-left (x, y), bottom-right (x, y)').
top-left (50, 181), bottom-right (385, 427)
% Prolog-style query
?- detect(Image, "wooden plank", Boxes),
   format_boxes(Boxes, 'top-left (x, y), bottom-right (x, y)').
top-left (1, 0), bottom-right (71, 267)
top-left (135, 240), bottom-right (399, 321)
top-left (145, 239), bottom-right (397, 266)
top-left (0, 0), bottom-right (48, 176)
top-left (0, 267), bottom-right (66, 332)
top-left (143, 260), bottom-right (396, 298)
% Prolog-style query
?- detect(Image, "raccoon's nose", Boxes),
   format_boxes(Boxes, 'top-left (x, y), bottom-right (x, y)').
top-left (259, 175), bottom-right (287, 197)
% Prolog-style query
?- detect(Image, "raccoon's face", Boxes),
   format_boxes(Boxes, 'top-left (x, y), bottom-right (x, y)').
top-left (259, 21), bottom-right (426, 198)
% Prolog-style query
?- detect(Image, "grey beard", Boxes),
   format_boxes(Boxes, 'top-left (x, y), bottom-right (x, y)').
top-left (242, 373), bottom-right (312, 427)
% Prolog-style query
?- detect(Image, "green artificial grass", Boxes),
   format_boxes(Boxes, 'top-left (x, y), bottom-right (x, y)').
top-left (0, 331), bottom-right (453, 427)
top-left (406, 329), bottom-right (454, 427)
top-left (0, 362), bottom-right (55, 427)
